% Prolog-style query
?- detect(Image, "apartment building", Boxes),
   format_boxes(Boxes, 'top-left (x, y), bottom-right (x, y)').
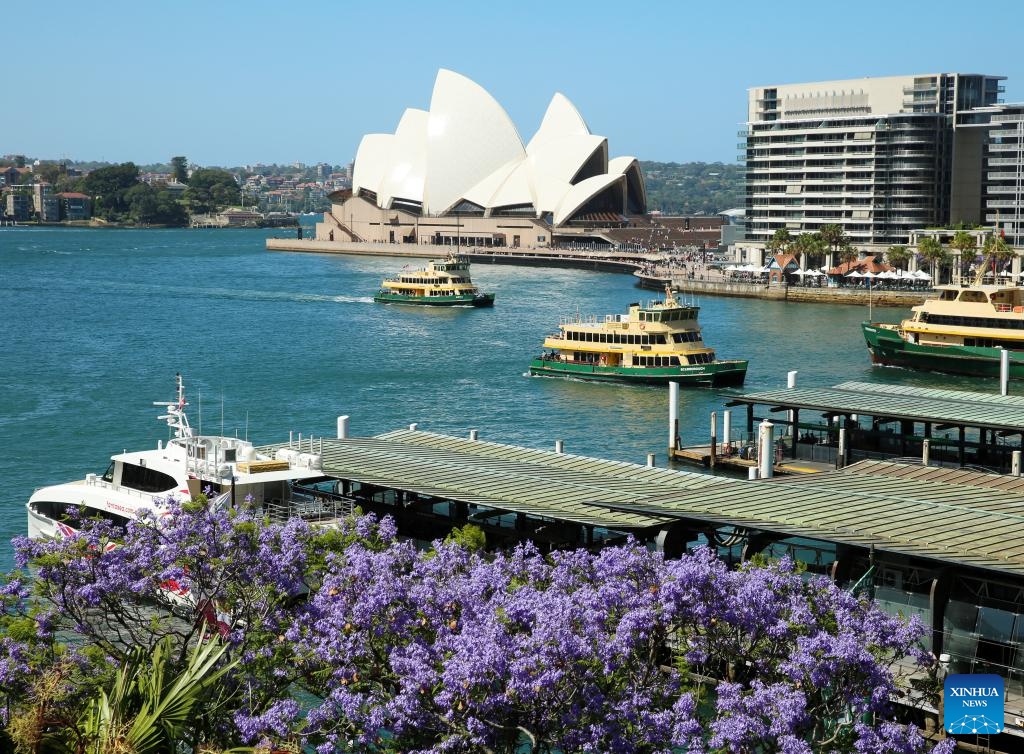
top-left (954, 103), bottom-right (1024, 248)
top-left (742, 73), bottom-right (1004, 248)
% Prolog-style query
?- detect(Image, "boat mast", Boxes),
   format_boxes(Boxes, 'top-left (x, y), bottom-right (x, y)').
top-left (154, 373), bottom-right (193, 438)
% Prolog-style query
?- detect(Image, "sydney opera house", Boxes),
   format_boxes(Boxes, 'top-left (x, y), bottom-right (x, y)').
top-left (315, 70), bottom-right (648, 249)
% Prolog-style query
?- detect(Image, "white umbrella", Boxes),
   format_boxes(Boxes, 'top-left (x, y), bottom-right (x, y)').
top-left (725, 265), bottom-right (738, 272)
top-left (792, 268), bottom-right (808, 276)
top-left (877, 270), bottom-right (897, 279)
top-left (862, 271), bottom-right (876, 279)
top-left (913, 270), bottom-right (932, 280)
top-left (845, 270), bottom-right (863, 278)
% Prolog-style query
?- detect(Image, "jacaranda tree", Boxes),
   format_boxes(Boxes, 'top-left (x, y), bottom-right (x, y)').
top-left (0, 502), bottom-right (954, 754)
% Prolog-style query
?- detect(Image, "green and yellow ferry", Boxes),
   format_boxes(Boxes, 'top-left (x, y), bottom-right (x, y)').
top-left (529, 288), bottom-right (748, 386)
top-left (373, 254), bottom-right (495, 307)
top-left (863, 283), bottom-right (1024, 378)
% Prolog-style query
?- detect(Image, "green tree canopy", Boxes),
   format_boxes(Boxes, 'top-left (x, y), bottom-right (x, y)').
top-left (766, 228), bottom-right (792, 255)
top-left (184, 168), bottom-right (240, 214)
top-left (886, 245), bottom-right (911, 270)
top-left (917, 236), bottom-right (949, 278)
top-left (790, 232), bottom-right (826, 267)
top-left (77, 162), bottom-right (140, 220)
top-left (170, 156), bottom-right (188, 184)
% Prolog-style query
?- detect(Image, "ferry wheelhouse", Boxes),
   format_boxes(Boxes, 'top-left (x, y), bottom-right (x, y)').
top-left (529, 288), bottom-right (748, 386)
top-left (373, 254), bottom-right (495, 307)
top-left (863, 284), bottom-right (1024, 378)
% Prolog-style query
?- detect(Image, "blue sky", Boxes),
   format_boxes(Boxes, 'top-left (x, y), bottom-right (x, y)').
top-left (7, 0), bottom-right (1024, 168)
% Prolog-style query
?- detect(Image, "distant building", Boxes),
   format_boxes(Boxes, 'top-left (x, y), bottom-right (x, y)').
top-left (0, 166), bottom-right (31, 188)
top-left (743, 73), bottom-right (1004, 247)
top-left (4, 191), bottom-right (32, 221)
top-left (33, 184), bottom-right (60, 222)
top-left (58, 192), bottom-right (92, 221)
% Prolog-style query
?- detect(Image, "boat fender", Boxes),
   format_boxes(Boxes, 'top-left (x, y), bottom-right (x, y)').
top-left (639, 324), bottom-right (646, 330)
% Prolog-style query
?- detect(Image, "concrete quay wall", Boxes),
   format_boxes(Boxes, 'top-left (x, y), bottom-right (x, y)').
top-left (638, 275), bottom-right (927, 308)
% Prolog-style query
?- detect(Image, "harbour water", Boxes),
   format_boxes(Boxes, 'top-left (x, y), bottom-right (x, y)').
top-left (0, 226), bottom-right (995, 570)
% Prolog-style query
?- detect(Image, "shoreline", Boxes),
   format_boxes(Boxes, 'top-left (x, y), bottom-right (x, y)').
top-left (266, 238), bottom-right (929, 308)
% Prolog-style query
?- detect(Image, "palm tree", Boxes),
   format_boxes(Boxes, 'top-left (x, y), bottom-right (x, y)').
top-left (819, 224), bottom-right (847, 270)
top-left (981, 233), bottom-right (1017, 283)
top-left (791, 232), bottom-right (826, 269)
top-left (14, 633), bottom-right (240, 754)
top-left (766, 228), bottom-right (792, 256)
top-left (838, 243), bottom-right (859, 268)
top-left (83, 633), bottom-right (237, 754)
top-left (917, 236), bottom-right (949, 282)
top-left (949, 230), bottom-right (977, 284)
top-left (886, 244), bottom-right (911, 272)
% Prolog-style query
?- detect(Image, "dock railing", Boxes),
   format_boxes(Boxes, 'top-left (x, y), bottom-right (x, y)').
top-left (261, 491), bottom-right (357, 525)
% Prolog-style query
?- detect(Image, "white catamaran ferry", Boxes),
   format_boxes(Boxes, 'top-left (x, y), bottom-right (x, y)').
top-left (27, 374), bottom-right (343, 541)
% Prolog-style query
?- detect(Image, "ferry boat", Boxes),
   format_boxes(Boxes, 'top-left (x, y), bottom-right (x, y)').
top-left (373, 254), bottom-right (495, 307)
top-left (528, 288), bottom-right (748, 386)
top-left (862, 283), bottom-right (1024, 378)
top-left (26, 374), bottom-right (345, 542)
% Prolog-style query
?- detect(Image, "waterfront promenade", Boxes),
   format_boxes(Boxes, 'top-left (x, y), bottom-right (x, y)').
top-left (267, 237), bottom-right (929, 307)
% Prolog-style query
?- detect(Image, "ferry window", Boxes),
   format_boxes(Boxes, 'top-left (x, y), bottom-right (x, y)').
top-left (102, 461), bottom-right (114, 483)
top-left (960, 291), bottom-right (988, 303)
top-left (120, 463), bottom-right (177, 493)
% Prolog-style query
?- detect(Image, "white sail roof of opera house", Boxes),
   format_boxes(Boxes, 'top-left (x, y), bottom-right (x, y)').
top-left (351, 69), bottom-right (646, 224)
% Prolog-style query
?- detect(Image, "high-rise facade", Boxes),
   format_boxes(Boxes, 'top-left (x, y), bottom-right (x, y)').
top-left (742, 73), bottom-right (1004, 247)
top-left (961, 104), bottom-right (1024, 247)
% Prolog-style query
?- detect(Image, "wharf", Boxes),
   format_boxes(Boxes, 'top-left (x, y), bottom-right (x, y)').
top-left (260, 423), bottom-right (1024, 736)
top-left (715, 379), bottom-right (1024, 473)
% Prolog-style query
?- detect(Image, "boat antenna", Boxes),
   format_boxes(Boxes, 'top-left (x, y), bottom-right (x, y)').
top-left (245, 411), bottom-right (249, 442)
top-left (198, 388), bottom-right (202, 435)
top-left (221, 393), bottom-right (225, 438)
top-left (154, 372), bottom-right (193, 438)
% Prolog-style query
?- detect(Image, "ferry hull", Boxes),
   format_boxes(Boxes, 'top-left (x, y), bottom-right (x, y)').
top-left (528, 358), bottom-right (748, 387)
top-left (862, 322), bottom-right (1024, 378)
top-left (373, 292), bottom-right (495, 307)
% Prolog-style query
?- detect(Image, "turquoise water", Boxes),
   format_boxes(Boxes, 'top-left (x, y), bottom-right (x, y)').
top-left (0, 226), bottom-right (991, 570)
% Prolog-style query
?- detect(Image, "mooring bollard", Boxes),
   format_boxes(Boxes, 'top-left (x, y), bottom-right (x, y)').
top-left (668, 381), bottom-right (680, 451)
top-left (1001, 350), bottom-right (1010, 396)
top-left (758, 420), bottom-right (774, 479)
top-left (710, 411), bottom-right (718, 468)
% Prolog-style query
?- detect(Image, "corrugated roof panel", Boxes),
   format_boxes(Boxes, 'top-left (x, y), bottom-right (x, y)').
top-left (261, 431), bottom-right (1024, 575)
